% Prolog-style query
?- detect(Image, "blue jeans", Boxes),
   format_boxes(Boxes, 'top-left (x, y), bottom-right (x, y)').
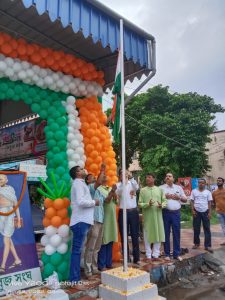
top-left (98, 241), bottom-right (113, 270)
top-left (163, 209), bottom-right (180, 258)
top-left (217, 213), bottom-right (225, 236)
top-left (69, 222), bottom-right (91, 282)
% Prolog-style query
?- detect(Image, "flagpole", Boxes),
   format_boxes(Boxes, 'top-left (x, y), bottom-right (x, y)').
top-left (120, 19), bottom-right (128, 272)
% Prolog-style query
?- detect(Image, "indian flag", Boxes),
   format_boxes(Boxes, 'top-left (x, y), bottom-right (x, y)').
top-left (112, 51), bottom-right (122, 144)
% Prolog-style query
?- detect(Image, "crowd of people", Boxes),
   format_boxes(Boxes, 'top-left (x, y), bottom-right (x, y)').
top-left (68, 165), bottom-right (225, 289)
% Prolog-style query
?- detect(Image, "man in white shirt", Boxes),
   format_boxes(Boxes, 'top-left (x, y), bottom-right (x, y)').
top-left (160, 173), bottom-right (187, 261)
top-left (191, 178), bottom-right (213, 253)
top-left (69, 166), bottom-right (99, 285)
top-left (116, 170), bottom-right (140, 264)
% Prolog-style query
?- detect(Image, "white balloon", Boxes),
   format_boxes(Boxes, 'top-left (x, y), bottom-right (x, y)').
top-left (67, 149), bottom-right (75, 157)
top-left (33, 74), bottom-right (39, 82)
top-left (58, 225), bottom-right (70, 238)
top-left (74, 78), bottom-right (82, 85)
top-left (18, 70), bottom-right (27, 80)
top-left (45, 244), bottom-right (56, 255)
top-left (5, 57), bottom-right (14, 67)
top-left (23, 78), bottom-right (32, 84)
top-left (69, 82), bottom-right (76, 90)
top-left (74, 133), bottom-right (83, 142)
top-left (66, 96), bottom-right (75, 105)
top-left (49, 234), bottom-right (63, 247)
top-left (39, 69), bottom-right (48, 78)
top-left (57, 243), bottom-right (68, 254)
top-left (52, 73), bottom-right (59, 81)
top-left (62, 86), bottom-right (69, 94)
top-left (0, 61), bottom-right (7, 71)
top-left (87, 85), bottom-right (94, 93)
top-left (77, 160), bottom-right (85, 168)
top-left (76, 147), bottom-right (84, 155)
top-left (26, 69), bottom-right (34, 77)
top-left (32, 65), bottom-right (40, 74)
top-left (70, 139), bottom-right (80, 148)
top-left (66, 105), bottom-right (74, 114)
top-left (63, 236), bottom-right (70, 243)
top-left (5, 69), bottom-right (14, 77)
top-left (40, 235), bottom-right (49, 246)
top-left (69, 161), bottom-right (76, 168)
top-left (45, 76), bottom-right (53, 85)
top-left (79, 84), bottom-right (86, 92)
top-left (68, 119), bottom-right (76, 127)
top-left (21, 61), bottom-right (30, 70)
top-left (63, 76), bottom-right (71, 84)
top-left (67, 133), bottom-right (76, 142)
top-left (37, 79), bottom-right (44, 87)
top-left (72, 153), bottom-right (80, 161)
top-left (68, 126), bottom-right (76, 133)
top-left (57, 80), bottom-right (64, 88)
top-left (45, 225), bottom-right (57, 237)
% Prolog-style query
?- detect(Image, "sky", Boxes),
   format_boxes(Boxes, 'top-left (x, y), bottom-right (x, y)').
top-left (100, 0), bottom-right (225, 130)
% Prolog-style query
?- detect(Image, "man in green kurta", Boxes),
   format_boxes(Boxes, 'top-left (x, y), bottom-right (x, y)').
top-left (139, 173), bottom-right (167, 260)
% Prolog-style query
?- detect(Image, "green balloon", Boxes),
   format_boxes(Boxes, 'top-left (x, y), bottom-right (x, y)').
top-left (0, 83), bottom-right (8, 92)
top-left (46, 151), bottom-right (54, 160)
top-left (62, 173), bottom-right (70, 182)
top-left (39, 110), bottom-right (48, 119)
top-left (56, 166), bottom-right (65, 176)
top-left (28, 88), bottom-right (37, 97)
top-left (24, 97), bottom-right (33, 105)
top-left (6, 89), bottom-right (15, 98)
top-left (14, 85), bottom-right (23, 94)
top-left (58, 106), bottom-right (66, 115)
top-left (52, 146), bottom-right (61, 154)
top-left (0, 92), bottom-right (5, 100)
top-left (50, 123), bottom-right (59, 131)
top-left (50, 252), bottom-right (63, 266)
top-left (41, 100), bottom-right (49, 109)
top-left (47, 139), bottom-right (57, 148)
top-left (48, 107), bottom-right (56, 115)
top-left (56, 117), bottom-right (67, 126)
top-left (57, 140), bottom-right (67, 150)
top-left (63, 251), bottom-right (71, 261)
top-left (57, 261), bottom-right (68, 274)
top-left (31, 103), bottom-right (41, 113)
top-left (55, 130), bottom-right (64, 141)
top-left (41, 253), bottom-right (50, 264)
top-left (53, 153), bottom-right (63, 165)
top-left (46, 131), bottom-right (54, 140)
top-left (43, 263), bottom-right (55, 277)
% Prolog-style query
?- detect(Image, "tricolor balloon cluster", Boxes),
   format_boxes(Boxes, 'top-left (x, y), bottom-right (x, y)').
top-left (0, 32), bottom-right (105, 85)
top-left (0, 30), bottom-right (119, 281)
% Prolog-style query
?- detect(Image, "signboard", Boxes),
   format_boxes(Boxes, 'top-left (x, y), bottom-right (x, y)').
top-left (0, 171), bottom-right (42, 295)
top-left (191, 178), bottom-right (200, 190)
top-left (177, 177), bottom-right (192, 197)
top-left (19, 163), bottom-right (47, 182)
top-left (0, 120), bottom-right (47, 162)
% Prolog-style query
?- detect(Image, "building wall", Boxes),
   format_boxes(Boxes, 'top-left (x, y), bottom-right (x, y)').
top-left (206, 130), bottom-right (225, 184)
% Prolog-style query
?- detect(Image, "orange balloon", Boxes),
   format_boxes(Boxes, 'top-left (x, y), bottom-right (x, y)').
top-left (108, 150), bottom-right (116, 158)
top-left (45, 207), bottom-right (57, 219)
top-left (31, 53), bottom-right (41, 63)
top-left (85, 144), bottom-right (95, 153)
top-left (63, 198), bottom-right (71, 208)
top-left (62, 218), bottom-right (70, 225)
top-left (105, 157), bottom-right (112, 165)
top-left (101, 152), bottom-right (107, 160)
top-left (86, 157), bottom-right (93, 166)
top-left (51, 216), bottom-right (62, 227)
top-left (90, 136), bottom-right (100, 144)
top-left (44, 198), bottom-right (53, 208)
top-left (53, 198), bottom-right (65, 210)
top-left (43, 217), bottom-right (51, 227)
top-left (76, 99), bottom-right (85, 108)
top-left (57, 208), bottom-right (68, 219)
top-left (90, 122), bottom-right (98, 129)
top-left (81, 122), bottom-right (89, 131)
top-left (90, 150), bottom-right (99, 159)
top-left (95, 143), bottom-right (102, 152)
top-left (90, 163), bottom-right (98, 172)
top-left (86, 128), bottom-right (95, 138)
top-left (1, 43), bottom-right (12, 55)
top-left (104, 139), bottom-right (111, 148)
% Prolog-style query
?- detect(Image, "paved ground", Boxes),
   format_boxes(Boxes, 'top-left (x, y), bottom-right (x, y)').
top-left (35, 224), bottom-right (225, 299)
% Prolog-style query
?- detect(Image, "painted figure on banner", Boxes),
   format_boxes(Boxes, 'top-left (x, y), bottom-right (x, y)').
top-left (0, 174), bottom-right (22, 274)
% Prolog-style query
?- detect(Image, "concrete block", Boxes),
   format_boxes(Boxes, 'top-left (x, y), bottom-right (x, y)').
top-left (101, 267), bottom-right (150, 292)
top-left (99, 283), bottom-right (159, 300)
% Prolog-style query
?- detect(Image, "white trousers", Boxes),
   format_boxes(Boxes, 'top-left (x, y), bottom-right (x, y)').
top-left (144, 229), bottom-right (161, 258)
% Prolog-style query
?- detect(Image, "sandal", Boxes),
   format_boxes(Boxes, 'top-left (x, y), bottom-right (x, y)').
top-left (174, 256), bottom-right (183, 261)
top-left (8, 261), bottom-right (22, 269)
top-left (0, 267), bottom-right (6, 273)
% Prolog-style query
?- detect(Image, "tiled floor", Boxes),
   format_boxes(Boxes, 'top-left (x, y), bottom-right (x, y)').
top-left (36, 224), bottom-right (225, 299)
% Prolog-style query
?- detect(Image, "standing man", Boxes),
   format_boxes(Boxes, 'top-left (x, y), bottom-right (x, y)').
top-left (191, 178), bottom-right (213, 253)
top-left (69, 166), bottom-right (99, 286)
top-left (212, 177), bottom-right (225, 246)
top-left (117, 170), bottom-right (140, 265)
top-left (139, 173), bottom-right (167, 261)
top-left (160, 173), bottom-right (187, 261)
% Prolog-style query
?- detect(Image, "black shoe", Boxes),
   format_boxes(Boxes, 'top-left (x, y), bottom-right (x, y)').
top-left (205, 247), bottom-right (214, 253)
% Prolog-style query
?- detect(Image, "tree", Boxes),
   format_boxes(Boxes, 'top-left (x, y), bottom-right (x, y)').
top-left (123, 85), bottom-right (224, 183)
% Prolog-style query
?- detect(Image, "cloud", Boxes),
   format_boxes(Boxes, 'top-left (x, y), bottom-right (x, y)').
top-left (100, 0), bottom-right (225, 130)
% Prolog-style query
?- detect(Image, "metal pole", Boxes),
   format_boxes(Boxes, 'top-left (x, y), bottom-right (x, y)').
top-left (120, 19), bottom-right (128, 272)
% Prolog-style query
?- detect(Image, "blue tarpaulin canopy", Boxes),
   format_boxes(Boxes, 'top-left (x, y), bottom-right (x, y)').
top-left (0, 0), bottom-right (155, 88)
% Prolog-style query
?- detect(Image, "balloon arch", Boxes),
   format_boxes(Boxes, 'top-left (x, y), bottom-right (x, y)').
top-left (0, 31), bottom-right (119, 281)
